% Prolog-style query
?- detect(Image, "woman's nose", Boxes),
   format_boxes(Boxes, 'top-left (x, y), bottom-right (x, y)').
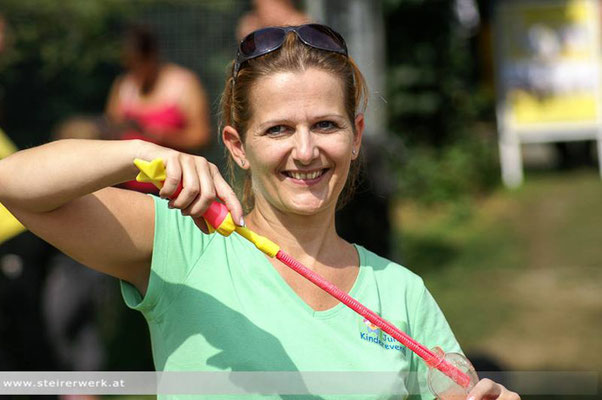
top-left (292, 130), bottom-right (318, 164)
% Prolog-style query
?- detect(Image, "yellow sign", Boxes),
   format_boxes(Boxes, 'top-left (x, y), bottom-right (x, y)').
top-left (497, 0), bottom-right (600, 126)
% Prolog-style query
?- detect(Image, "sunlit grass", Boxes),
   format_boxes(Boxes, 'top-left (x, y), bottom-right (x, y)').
top-left (393, 169), bottom-right (602, 372)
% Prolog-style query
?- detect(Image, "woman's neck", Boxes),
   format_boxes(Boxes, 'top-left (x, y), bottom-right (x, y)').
top-left (245, 196), bottom-right (346, 263)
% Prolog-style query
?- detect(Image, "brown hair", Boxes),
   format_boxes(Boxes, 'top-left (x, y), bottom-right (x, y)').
top-left (124, 24), bottom-right (159, 61)
top-left (219, 30), bottom-right (368, 212)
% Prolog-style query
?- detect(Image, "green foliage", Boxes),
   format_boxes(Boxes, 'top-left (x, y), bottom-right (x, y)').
top-left (384, 0), bottom-right (499, 204)
top-left (1, 0), bottom-right (128, 76)
top-left (0, 0), bottom-right (134, 146)
top-left (397, 135), bottom-right (499, 205)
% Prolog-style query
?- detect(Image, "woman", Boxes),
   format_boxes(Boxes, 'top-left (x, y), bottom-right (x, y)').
top-left (105, 25), bottom-right (212, 192)
top-left (0, 24), bottom-right (518, 400)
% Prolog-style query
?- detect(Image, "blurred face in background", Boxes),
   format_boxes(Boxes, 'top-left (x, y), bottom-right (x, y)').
top-left (122, 27), bottom-right (160, 91)
top-left (123, 46), bottom-right (157, 83)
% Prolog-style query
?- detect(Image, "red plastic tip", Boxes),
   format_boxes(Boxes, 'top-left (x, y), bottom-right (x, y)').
top-left (202, 201), bottom-right (229, 229)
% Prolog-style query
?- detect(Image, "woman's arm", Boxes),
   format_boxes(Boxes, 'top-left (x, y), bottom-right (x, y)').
top-left (0, 139), bottom-right (156, 293)
top-left (0, 139), bottom-right (142, 212)
top-left (0, 139), bottom-right (243, 294)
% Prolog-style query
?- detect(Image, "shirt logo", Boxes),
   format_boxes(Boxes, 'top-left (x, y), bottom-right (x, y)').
top-left (359, 316), bottom-right (408, 355)
top-left (363, 318), bottom-right (379, 332)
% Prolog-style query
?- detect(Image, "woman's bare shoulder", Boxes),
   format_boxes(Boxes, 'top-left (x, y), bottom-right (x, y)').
top-left (164, 64), bottom-right (199, 83)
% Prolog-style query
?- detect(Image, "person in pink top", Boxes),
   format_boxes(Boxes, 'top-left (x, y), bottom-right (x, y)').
top-left (106, 25), bottom-right (211, 192)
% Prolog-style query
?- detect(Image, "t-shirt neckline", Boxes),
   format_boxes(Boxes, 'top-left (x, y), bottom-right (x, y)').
top-left (253, 242), bottom-right (367, 319)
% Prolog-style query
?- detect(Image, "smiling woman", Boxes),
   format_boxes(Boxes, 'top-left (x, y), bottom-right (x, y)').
top-left (224, 68), bottom-right (363, 218)
top-left (0, 23), bottom-right (519, 400)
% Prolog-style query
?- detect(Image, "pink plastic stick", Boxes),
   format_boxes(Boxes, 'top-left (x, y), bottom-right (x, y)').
top-left (276, 250), bottom-right (471, 388)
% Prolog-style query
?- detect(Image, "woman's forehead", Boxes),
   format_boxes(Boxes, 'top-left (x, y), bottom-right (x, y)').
top-left (249, 69), bottom-right (347, 122)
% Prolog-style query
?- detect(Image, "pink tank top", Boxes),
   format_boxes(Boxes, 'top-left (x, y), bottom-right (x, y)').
top-left (121, 103), bottom-right (187, 142)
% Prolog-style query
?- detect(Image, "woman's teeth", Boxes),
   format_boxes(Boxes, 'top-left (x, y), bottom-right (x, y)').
top-left (286, 169), bottom-right (325, 180)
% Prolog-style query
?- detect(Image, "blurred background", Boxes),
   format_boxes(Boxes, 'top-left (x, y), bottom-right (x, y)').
top-left (0, 0), bottom-right (600, 399)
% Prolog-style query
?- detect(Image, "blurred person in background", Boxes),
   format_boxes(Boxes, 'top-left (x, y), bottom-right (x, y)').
top-left (105, 24), bottom-right (211, 193)
top-left (236, 0), bottom-right (310, 41)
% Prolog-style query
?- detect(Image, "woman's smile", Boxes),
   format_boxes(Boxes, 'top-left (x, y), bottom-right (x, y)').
top-left (280, 167), bottom-right (331, 185)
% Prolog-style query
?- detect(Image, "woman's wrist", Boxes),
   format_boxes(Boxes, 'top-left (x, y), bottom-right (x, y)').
top-left (131, 139), bottom-right (171, 168)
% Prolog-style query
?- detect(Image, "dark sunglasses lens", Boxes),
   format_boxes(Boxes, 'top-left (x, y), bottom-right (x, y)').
top-left (298, 24), bottom-right (346, 53)
top-left (240, 28), bottom-right (286, 58)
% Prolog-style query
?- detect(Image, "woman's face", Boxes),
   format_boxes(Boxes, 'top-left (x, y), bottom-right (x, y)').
top-left (230, 68), bottom-right (363, 216)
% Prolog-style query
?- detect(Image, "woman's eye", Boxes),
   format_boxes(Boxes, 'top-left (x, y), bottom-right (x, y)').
top-left (266, 125), bottom-right (288, 136)
top-left (314, 121), bottom-right (339, 131)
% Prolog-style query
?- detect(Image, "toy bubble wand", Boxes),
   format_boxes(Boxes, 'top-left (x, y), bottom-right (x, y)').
top-left (135, 158), bottom-right (479, 399)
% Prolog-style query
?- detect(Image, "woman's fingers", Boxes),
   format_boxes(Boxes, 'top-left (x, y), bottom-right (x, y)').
top-left (168, 156), bottom-right (243, 230)
top-left (467, 379), bottom-right (520, 400)
top-left (159, 152), bottom-right (183, 199)
top-left (182, 158), bottom-right (216, 217)
top-left (170, 156), bottom-right (200, 210)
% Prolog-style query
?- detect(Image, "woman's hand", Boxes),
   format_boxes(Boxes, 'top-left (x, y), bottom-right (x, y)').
top-left (466, 378), bottom-right (520, 400)
top-left (155, 149), bottom-right (244, 233)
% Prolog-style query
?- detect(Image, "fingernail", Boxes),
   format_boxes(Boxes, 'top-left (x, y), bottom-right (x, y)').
top-left (167, 202), bottom-right (174, 209)
top-left (467, 396), bottom-right (475, 400)
top-left (239, 217), bottom-right (245, 226)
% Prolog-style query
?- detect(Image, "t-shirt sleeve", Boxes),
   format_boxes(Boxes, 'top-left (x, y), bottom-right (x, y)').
top-left (120, 195), bottom-right (214, 321)
top-left (406, 279), bottom-right (463, 400)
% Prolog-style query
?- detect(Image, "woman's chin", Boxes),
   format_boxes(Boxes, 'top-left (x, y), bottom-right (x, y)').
top-left (285, 197), bottom-right (333, 216)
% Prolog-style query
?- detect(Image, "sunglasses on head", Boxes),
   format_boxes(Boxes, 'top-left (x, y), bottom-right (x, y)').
top-left (233, 24), bottom-right (348, 79)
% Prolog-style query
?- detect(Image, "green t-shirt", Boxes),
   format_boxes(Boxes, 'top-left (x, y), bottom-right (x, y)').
top-left (121, 196), bottom-right (462, 399)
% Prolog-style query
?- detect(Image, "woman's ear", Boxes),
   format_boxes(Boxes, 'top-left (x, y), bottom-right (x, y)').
top-left (352, 113), bottom-right (365, 160)
top-left (222, 125), bottom-right (249, 169)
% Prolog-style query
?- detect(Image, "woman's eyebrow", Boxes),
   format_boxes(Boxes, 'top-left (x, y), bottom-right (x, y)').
top-left (311, 114), bottom-right (346, 121)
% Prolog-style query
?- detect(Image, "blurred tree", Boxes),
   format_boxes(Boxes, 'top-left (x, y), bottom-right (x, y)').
top-left (0, 0), bottom-right (133, 147)
top-left (384, 0), bottom-right (490, 146)
top-left (383, 0), bottom-right (498, 203)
